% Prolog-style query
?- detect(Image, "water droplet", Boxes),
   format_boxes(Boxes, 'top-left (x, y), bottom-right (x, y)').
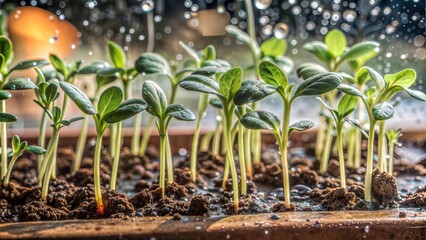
top-left (49, 35), bottom-right (58, 44)
top-left (141, 0), bottom-right (154, 13)
top-left (255, 0), bottom-right (272, 10)
top-left (364, 225), bottom-right (370, 233)
top-left (178, 148), bottom-right (187, 156)
top-left (343, 10), bottom-right (356, 22)
top-left (217, 5), bottom-right (225, 14)
top-left (85, 0), bottom-right (97, 9)
top-left (273, 23), bottom-right (289, 39)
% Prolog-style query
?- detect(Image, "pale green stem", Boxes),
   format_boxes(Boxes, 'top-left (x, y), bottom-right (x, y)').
top-left (159, 132), bottom-right (166, 197)
top-left (166, 133), bottom-right (173, 184)
top-left (280, 100), bottom-right (292, 209)
top-left (1, 100), bottom-right (7, 178)
top-left (38, 112), bottom-right (48, 171)
top-left (73, 115), bottom-right (89, 172)
top-left (238, 122), bottom-right (247, 195)
top-left (110, 124), bottom-right (117, 158)
top-left (315, 110), bottom-right (326, 159)
top-left (320, 122), bottom-right (333, 174)
top-left (212, 119), bottom-right (222, 157)
top-left (50, 142), bottom-right (57, 179)
top-left (224, 109), bottom-right (239, 214)
top-left (3, 153), bottom-right (19, 186)
top-left (377, 121), bottom-right (386, 172)
top-left (336, 125), bottom-right (346, 189)
top-left (364, 120), bottom-right (376, 203)
top-left (41, 128), bottom-right (60, 199)
top-left (110, 121), bottom-right (122, 190)
top-left (93, 134), bottom-right (105, 214)
top-left (244, 129), bottom-right (253, 179)
top-left (222, 122), bottom-right (239, 189)
top-left (354, 132), bottom-right (361, 169)
top-left (200, 130), bottom-right (215, 152)
top-left (139, 116), bottom-right (155, 156)
top-left (346, 129), bottom-right (355, 168)
top-left (131, 113), bottom-right (142, 155)
top-left (388, 142), bottom-right (394, 174)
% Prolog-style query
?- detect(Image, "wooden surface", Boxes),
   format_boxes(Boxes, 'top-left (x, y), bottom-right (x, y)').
top-left (0, 210), bottom-right (425, 239)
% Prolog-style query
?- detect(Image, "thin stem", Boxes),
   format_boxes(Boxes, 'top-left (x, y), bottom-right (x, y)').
top-left (315, 110), bottom-right (326, 159)
top-left (110, 124), bottom-right (117, 158)
top-left (165, 133), bottom-right (173, 184)
top-left (280, 100), bottom-right (292, 209)
top-left (159, 132), bottom-right (166, 197)
top-left (38, 128), bottom-right (59, 187)
top-left (139, 116), bottom-right (155, 156)
top-left (346, 129), bottom-right (355, 168)
top-left (388, 141), bottom-right (394, 174)
top-left (0, 100), bottom-right (7, 178)
top-left (146, 11), bottom-right (155, 53)
top-left (38, 112), bottom-right (48, 171)
top-left (212, 118), bottom-right (223, 157)
top-left (377, 121), bottom-right (386, 172)
top-left (224, 109), bottom-right (239, 214)
top-left (244, 0), bottom-right (256, 42)
top-left (41, 128), bottom-right (60, 199)
top-left (3, 153), bottom-right (19, 186)
top-left (364, 120), bottom-right (376, 202)
top-left (244, 128), bottom-right (253, 179)
top-left (110, 121), bottom-right (122, 190)
top-left (73, 114), bottom-right (89, 172)
top-left (319, 122), bottom-right (333, 174)
top-left (200, 130), bottom-right (214, 152)
top-left (238, 121), bottom-right (247, 195)
top-left (93, 134), bottom-right (105, 214)
top-left (131, 113), bottom-right (142, 155)
top-left (354, 131), bottom-right (361, 168)
top-left (336, 124), bottom-right (346, 189)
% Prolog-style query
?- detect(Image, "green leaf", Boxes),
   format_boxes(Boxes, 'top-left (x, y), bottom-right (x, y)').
top-left (337, 84), bottom-right (363, 97)
top-left (12, 135), bottom-right (20, 153)
top-left (10, 59), bottom-right (49, 72)
top-left (49, 54), bottom-right (68, 76)
top-left (165, 103), bottom-right (196, 121)
top-left (3, 78), bottom-right (37, 90)
top-left (260, 37), bottom-right (286, 57)
top-left (293, 72), bottom-right (342, 98)
top-left (240, 111), bottom-right (280, 132)
top-left (363, 67), bottom-right (385, 90)
top-left (297, 63), bottom-right (327, 80)
top-left (316, 97), bottom-right (338, 121)
top-left (104, 99), bottom-right (147, 123)
top-left (107, 41), bottom-right (126, 68)
top-left (142, 81), bottom-right (168, 118)
top-left (96, 75), bottom-right (118, 90)
top-left (97, 86), bottom-right (123, 118)
top-left (356, 67), bottom-right (370, 85)
top-left (403, 88), bottom-right (426, 102)
top-left (78, 61), bottom-right (110, 74)
top-left (25, 145), bottom-right (46, 155)
top-left (59, 82), bottom-right (97, 115)
top-left (209, 97), bottom-right (223, 109)
top-left (201, 45), bottom-right (216, 62)
top-left (303, 41), bottom-right (333, 64)
top-left (225, 25), bottom-right (252, 46)
top-left (0, 10), bottom-right (7, 35)
top-left (337, 94), bottom-right (358, 118)
top-left (60, 117), bottom-right (85, 126)
top-left (135, 52), bottom-right (171, 76)
top-left (346, 119), bottom-right (368, 138)
top-left (372, 102), bottom-right (394, 121)
top-left (0, 36), bottom-right (12, 63)
top-left (289, 120), bottom-right (314, 135)
top-left (97, 67), bottom-right (124, 77)
top-left (179, 41), bottom-right (200, 63)
top-left (193, 66), bottom-right (226, 76)
top-left (179, 74), bottom-right (222, 96)
top-left (259, 60), bottom-right (288, 88)
top-left (0, 113), bottom-right (17, 122)
top-left (233, 80), bottom-right (278, 105)
top-left (269, 55), bottom-right (294, 74)
top-left (0, 90), bottom-right (11, 100)
top-left (219, 67), bottom-right (242, 100)
top-left (45, 82), bottom-right (59, 103)
top-left (339, 41), bottom-right (379, 63)
top-left (324, 29), bottom-right (346, 57)
top-left (384, 69), bottom-right (416, 89)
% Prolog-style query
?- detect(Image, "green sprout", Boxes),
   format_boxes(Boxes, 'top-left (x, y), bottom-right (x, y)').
top-left (340, 67), bottom-right (426, 202)
top-left (238, 61), bottom-right (342, 209)
top-left (60, 82), bottom-right (147, 214)
top-left (0, 35), bottom-right (48, 179)
top-left (2, 135), bottom-right (45, 186)
top-left (316, 94), bottom-right (368, 188)
top-left (302, 29), bottom-right (379, 172)
top-left (386, 129), bottom-right (402, 174)
top-left (142, 81), bottom-right (195, 196)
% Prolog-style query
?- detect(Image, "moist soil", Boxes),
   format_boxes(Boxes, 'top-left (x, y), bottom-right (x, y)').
top-left (1, 140), bottom-right (425, 223)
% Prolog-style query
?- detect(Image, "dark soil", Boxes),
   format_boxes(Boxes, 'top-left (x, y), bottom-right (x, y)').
top-left (1, 141), bottom-right (425, 223)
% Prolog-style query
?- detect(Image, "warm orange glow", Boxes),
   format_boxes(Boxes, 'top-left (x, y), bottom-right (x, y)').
top-left (188, 9), bottom-right (231, 36)
top-left (7, 6), bottom-right (79, 61)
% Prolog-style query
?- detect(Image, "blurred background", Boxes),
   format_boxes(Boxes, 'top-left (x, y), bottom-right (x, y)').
top-left (1, 0), bottom-right (425, 134)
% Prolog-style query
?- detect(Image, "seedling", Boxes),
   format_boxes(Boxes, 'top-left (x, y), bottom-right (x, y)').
top-left (316, 94), bottom-right (368, 188)
top-left (142, 81), bottom-right (195, 196)
top-left (2, 135), bottom-right (45, 186)
top-left (386, 129), bottom-right (402, 174)
top-left (238, 61), bottom-right (342, 208)
top-left (302, 29), bottom-right (379, 170)
top-left (226, 25), bottom-right (294, 166)
top-left (61, 82), bottom-right (146, 214)
top-left (135, 52), bottom-right (194, 158)
top-left (0, 36), bottom-right (48, 178)
top-left (340, 67), bottom-right (426, 202)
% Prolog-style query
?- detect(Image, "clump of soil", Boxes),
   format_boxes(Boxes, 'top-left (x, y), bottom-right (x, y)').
top-left (371, 169), bottom-right (398, 206)
top-left (314, 188), bottom-right (357, 210)
top-left (187, 195), bottom-right (210, 215)
top-left (400, 192), bottom-right (426, 208)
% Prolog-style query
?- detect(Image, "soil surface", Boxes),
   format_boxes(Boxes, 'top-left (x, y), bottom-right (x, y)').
top-left (1, 141), bottom-right (425, 223)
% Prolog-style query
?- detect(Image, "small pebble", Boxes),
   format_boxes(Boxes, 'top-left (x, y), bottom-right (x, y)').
top-left (136, 211), bottom-right (143, 217)
top-left (270, 213), bottom-right (280, 220)
top-left (173, 213), bottom-right (181, 220)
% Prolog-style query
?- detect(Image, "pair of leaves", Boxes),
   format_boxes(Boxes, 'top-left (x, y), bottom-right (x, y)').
top-left (233, 80), bottom-right (278, 105)
top-left (372, 102), bottom-right (394, 121)
top-left (317, 95), bottom-right (358, 122)
top-left (240, 110), bottom-right (314, 137)
top-left (11, 135), bottom-right (46, 155)
top-left (135, 52), bottom-right (172, 78)
top-left (142, 81), bottom-right (195, 121)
